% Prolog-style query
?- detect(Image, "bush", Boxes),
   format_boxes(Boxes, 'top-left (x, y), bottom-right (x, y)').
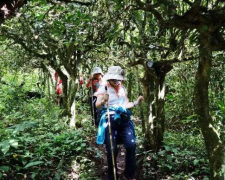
top-left (136, 131), bottom-right (209, 180)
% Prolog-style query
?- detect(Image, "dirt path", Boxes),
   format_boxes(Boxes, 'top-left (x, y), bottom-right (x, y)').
top-left (90, 136), bottom-right (128, 180)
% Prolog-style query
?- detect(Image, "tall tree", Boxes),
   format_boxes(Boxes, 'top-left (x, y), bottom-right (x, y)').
top-left (134, 0), bottom-right (225, 179)
top-left (0, 0), bottom-right (115, 115)
top-left (104, 0), bottom-right (189, 151)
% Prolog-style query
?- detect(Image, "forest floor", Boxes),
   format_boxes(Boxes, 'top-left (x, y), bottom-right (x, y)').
top-left (89, 136), bottom-right (127, 180)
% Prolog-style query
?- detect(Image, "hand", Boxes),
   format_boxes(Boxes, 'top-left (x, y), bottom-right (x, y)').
top-left (100, 93), bottom-right (109, 106)
top-left (133, 96), bottom-right (144, 107)
top-left (137, 96), bottom-right (144, 104)
top-left (88, 76), bottom-right (92, 81)
top-left (103, 93), bottom-right (109, 102)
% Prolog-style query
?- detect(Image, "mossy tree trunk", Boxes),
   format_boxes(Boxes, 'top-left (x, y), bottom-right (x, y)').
top-left (152, 64), bottom-right (172, 151)
top-left (136, 68), bottom-right (145, 134)
top-left (132, 61), bottom-right (172, 151)
top-left (154, 73), bottom-right (166, 151)
top-left (194, 33), bottom-right (224, 180)
top-left (140, 67), bottom-right (156, 150)
top-left (127, 72), bottom-right (133, 100)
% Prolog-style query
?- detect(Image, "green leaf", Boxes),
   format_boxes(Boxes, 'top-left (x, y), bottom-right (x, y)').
top-left (166, 155), bottom-right (173, 162)
top-left (166, 94), bottom-right (175, 100)
top-left (221, 165), bottom-right (225, 173)
top-left (200, 25), bottom-right (208, 32)
top-left (31, 172), bottom-right (37, 179)
top-left (37, 13), bottom-right (44, 20)
top-left (9, 139), bottom-right (18, 148)
top-left (0, 141), bottom-right (10, 154)
top-left (193, 159), bottom-right (199, 165)
top-left (76, 147), bottom-right (82, 151)
top-left (165, 146), bottom-right (170, 151)
top-left (171, 148), bottom-right (178, 154)
top-left (24, 161), bottom-right (44, 168)
top-left (0, 166), bottom-right (10, 171)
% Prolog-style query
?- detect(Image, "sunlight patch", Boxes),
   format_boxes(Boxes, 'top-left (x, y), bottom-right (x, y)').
top-left (68, 160), bottom-right (80, 179)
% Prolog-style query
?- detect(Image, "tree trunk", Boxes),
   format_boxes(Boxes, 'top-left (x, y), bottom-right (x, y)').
top-left (154, 74), bottom-right (166, 151)
top-left (142, 64), bottom-right (172, 152)
top-left (141, 67), bottom-right (168, 151)
top-left (141, 68), bottom-right (156, 150)
top-left (195, 34), bottom-right (224, 180)
top-left (137, 68), bottom-right (145, 133)
top-left (127, 72), bottom-right (133, 100)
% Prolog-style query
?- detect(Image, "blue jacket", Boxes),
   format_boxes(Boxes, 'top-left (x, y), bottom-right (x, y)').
top-left (96, 106), bottom-right (133, 144)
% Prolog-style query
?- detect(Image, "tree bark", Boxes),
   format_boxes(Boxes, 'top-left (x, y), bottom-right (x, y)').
top-left (136, 68), bottom-right (145, 133)
top-left (154, 74), bottom-right (166, 151)
top-left (141, 68), bottom-right (156, 150)
top-left (194, 34), bottom-right (224, 180)
top-left (141, 64), bottom-right (172, 151)
top-left (127, 72), bottom-right (133, 100)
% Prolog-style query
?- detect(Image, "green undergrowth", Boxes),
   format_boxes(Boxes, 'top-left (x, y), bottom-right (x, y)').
top-left (136, 129), bottom-right (209, 180)
top-left (0, 86), bottom-right (101, 179)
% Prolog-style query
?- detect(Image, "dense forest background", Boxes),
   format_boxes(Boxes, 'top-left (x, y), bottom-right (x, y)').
top-left (0, 0), bottom-right (225, 180)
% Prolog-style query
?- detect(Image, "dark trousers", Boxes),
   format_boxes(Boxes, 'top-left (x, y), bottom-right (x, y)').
top-left (105, 115), bottom-right (136, 180)
top-left (88, 96), bottom-right (98, 122)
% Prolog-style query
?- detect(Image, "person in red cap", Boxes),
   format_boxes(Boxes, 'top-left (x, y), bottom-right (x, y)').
top-left (55, 72), bottom-right (63, 106)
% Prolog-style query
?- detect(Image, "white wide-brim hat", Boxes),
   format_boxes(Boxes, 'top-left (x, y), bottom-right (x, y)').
top-left (103, 66), bottom-right (125, 81)
top-left (92, 67), bottom-right (103, 75)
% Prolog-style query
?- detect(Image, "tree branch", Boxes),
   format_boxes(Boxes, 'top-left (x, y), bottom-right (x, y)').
top-left (47, 0), bottom-right (92, 6)
top-left (134, 0), bottom-right (163, 21)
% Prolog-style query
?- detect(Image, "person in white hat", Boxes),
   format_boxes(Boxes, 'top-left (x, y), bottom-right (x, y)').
top-left (86, 67), bottom-right (104, 91)
top-left (95, 66), bottom-right (143, 180)
top-left (85, 67), bottom-right (104, 123)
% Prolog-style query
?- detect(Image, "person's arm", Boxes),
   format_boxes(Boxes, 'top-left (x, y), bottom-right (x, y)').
top-left (125, 95), bottom-right (144, 109)
top-left (85, 77), bottom-right (92, 89)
